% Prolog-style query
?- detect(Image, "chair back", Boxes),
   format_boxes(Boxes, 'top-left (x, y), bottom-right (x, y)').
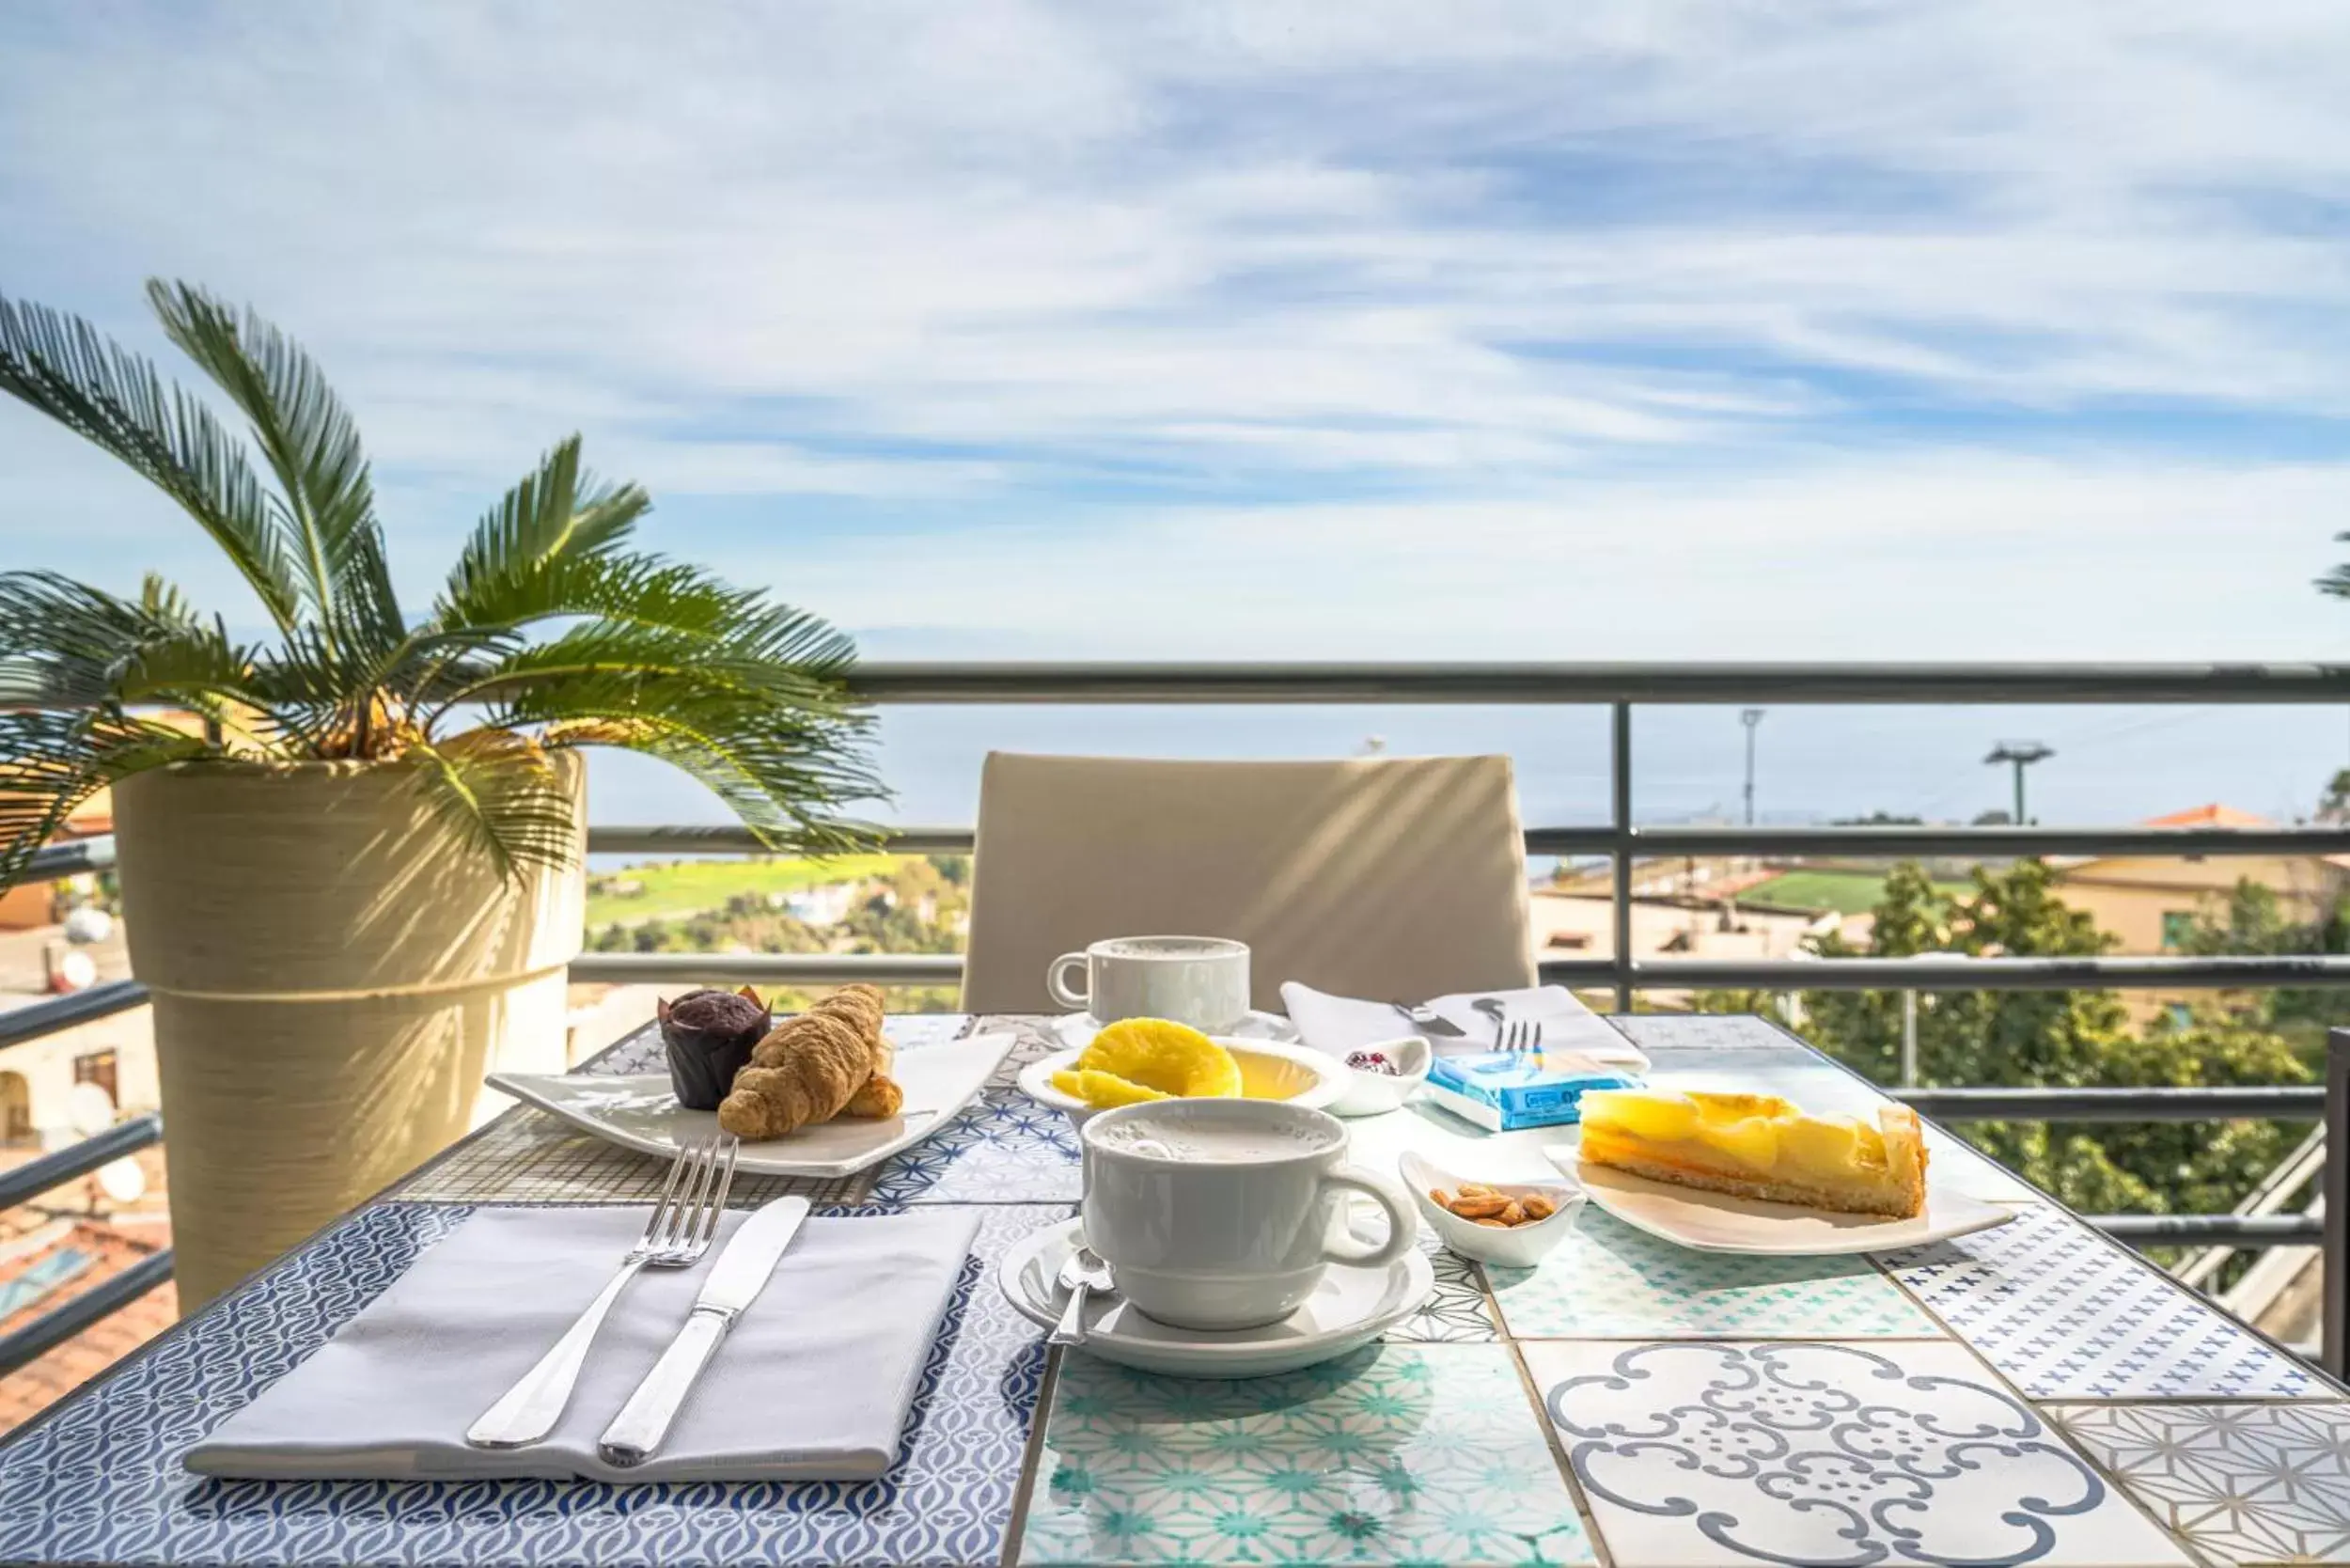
top-left (962, 752), bottom-right (1535, 1014)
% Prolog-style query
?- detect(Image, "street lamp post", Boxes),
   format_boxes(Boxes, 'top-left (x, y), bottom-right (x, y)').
top-left (1741, 709), bottom-right (1765, 827)
top-left (1984, 740), bottom-right (2054, 825)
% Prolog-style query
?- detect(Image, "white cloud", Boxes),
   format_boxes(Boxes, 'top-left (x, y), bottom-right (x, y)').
top-left (4, 1), bottom-right (2350, 659)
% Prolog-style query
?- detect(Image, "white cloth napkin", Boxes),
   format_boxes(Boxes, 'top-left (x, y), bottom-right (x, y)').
top-left (185, 1205), bottom-right (980, 1483)
top-left (1279, 981), bottom-right (1649, 1071)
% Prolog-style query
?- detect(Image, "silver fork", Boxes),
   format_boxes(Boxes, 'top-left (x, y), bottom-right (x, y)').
top-left (465, 1135), bottom-right (739, 1449)
top-left (1471, 996), bottom-right (1544, 1053)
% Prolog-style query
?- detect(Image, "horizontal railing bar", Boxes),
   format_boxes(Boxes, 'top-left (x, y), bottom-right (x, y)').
top-left (849, 660), bottom-right (2350, 706)
top-left (1598, 824), bottom-right (2350, 858)
top-left (2091, 1214), bottom-right (2323, 1244)
top-left (570, 952), bottom-right (964, 986)
top-left (1539, 955), bottom-right (2350, 991)
top-left (1900, 1087), bottom-right (2325, 1121)
top-left (0, 981), bottom-right (150, 1050)
top-left (10, 837), bottom-right (114, 886)
top-left (574, 950), bottom-right (2350, 995)
top-left (0, 1249), bottom-right (172, 1378)
top-left (0, 1113), bottom-right (164, 1211)
top-left (589, 823), bottom-right (2350, 862)
top-left (588, 825), bottom-right (976, 857)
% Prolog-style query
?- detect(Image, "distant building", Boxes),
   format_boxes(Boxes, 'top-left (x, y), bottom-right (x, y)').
top-left (2050, 804), bottom-right (2348, 954)
top-left (2050, 803), bottom-right (2350, 1022)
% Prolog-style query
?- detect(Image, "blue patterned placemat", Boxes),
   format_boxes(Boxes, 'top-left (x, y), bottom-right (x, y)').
top-left (0, 1201), bottom-right (1063, 1568)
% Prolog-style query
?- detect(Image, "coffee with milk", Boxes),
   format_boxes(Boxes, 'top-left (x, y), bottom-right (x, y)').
top-left (1078, 1099), bottom-right (1414, 1330)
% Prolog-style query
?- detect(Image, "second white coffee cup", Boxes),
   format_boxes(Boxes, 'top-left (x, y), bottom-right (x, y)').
top-left (1079, 1098), bottom-right (1415, 1330)
top-left (1046, 935), bottom-right (1250, 1030)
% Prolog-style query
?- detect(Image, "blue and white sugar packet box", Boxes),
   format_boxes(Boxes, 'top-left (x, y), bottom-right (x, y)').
top-left (1424, 1050), bottom-right (1640, 1133)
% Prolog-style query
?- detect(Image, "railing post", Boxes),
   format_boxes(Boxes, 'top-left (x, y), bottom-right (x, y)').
top-left (1902, 991), bottom-right (1919, 1087)
top-left (2328, 1029), bottom-right (2350, 1376)
top-left (1611, 700), bottom-right (1633, 1014)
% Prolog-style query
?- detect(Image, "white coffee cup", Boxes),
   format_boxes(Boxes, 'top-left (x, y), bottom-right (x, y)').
top-left (1046, 935), bottom-right (1250, 1030)
top-left (1079, 1098), bottom-right (1416, 1330)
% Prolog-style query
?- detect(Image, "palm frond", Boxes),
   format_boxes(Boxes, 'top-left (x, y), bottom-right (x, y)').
top-left (2321, 534), bottom-right (2350, 599)
top-left (556, 710), bottom-right (879, 856)
top-left (0, 712), bottom-right (209, 882)
top-left (465, 615), bottom-right (883, 855)
top-left (403, 731), bottom-right (578, 881)
top-left (0, 293), bottom-right (304, 631)
top-left (436, 550), bottom-right (751, 646)
top-left (147, 281), bottom-right (401, 656)
top-left (0, 570), bottom-right (242, 708)
top-left (438, 435), bottom-right (651, 629)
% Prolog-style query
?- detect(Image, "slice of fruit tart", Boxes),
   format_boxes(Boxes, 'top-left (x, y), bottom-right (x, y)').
top-left (1576, 1088), bottom-right (1928, 1218)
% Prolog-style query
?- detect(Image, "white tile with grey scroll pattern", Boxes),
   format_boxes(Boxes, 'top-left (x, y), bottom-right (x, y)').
top-left (1882, 1202), bottom-right (2327, 1400)
top-left (1530, 1339), bottom-right (2193, 1568)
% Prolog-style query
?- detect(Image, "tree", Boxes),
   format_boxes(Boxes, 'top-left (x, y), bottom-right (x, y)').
top-left (1792, 859), bottom-right (2311, 1218)
top-left (2177, 876), bottom-right (2350, 1046)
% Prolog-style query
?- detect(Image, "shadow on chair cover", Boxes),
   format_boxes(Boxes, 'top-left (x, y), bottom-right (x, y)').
top-left (961, 752), bottom-right (1535, 1015)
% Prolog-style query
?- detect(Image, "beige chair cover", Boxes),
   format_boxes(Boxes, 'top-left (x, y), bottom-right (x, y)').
top-left (962, 753), bottom-right (1534, 1015)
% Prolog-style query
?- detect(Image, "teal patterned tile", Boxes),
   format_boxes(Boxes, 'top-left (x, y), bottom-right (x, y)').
top-left (1017, 1343), bottom-right (1593, 1567)
top-left (1483, 1207), bottom-right (1939, 1339)
top-left (1383, 1231), bottom-right (1499, 1343)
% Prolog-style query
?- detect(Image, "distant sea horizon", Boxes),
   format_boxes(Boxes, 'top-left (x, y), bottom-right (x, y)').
top-left (582, 700), bottom-right (2350, 855)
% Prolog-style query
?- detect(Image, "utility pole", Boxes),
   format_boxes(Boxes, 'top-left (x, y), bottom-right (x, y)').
top-left (1741, 709), bottom-right (1764, 827)
top-left (1984, 741), bottom-right (2054, 825)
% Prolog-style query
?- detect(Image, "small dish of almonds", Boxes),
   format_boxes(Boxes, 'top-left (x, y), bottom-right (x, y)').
top-left (1397, 1150), bottom-right (1585, 1268)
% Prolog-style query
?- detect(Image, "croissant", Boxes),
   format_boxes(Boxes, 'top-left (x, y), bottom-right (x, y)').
top-left (718, 1010), bottom-right (876, 1139)
top-left (842, 1042), bottom-right (903, 1119)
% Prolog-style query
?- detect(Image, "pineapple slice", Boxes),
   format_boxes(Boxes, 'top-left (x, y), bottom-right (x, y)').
top-left (1050, 1068), bottom-right (1174, 1109)
top-left (1074, 1018), bottom-right (1243, 1099)
top-left (1776, 1113), bottom-right (1866, 1178)
top-left (1581, 1088), bottom-right (1700, 1143)
top-left (1692, 1109), bottom-right (1779, 1170)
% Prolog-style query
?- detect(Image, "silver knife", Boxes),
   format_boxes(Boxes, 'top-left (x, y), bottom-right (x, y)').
top-left (597, 1195), bottom-right (811, 1466)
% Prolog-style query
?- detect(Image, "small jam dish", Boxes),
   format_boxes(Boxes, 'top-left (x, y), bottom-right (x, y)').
top-left (1328, 1035), bottom-right (1432, 1118)
top-left (1398, 1149), bottom-right (1585, 1268)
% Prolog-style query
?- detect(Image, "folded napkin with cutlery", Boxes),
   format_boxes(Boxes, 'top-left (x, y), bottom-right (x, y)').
top-left (1279, 981), bottom-right (1650, 1071)
top-left (185, 1205), bottom-right (979, 1483)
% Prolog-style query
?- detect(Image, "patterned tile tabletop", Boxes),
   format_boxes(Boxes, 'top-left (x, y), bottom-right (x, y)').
top-left (0, 1010), bottom-right (2340, 1568)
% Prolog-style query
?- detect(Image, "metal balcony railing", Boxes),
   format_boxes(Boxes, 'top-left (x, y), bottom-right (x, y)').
top-left (6, 660), bottom-right (2350, 1380)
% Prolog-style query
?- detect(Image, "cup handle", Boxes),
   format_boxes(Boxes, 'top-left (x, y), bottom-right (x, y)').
top-left (1318, 1166), bottom-right (1417, 1269)
top-left (1046, 953), bottom-right (1090, 1010)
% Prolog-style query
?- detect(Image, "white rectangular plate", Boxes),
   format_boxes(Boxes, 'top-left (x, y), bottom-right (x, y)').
top-left (1568, 1156), bottom-right (2019, 1255)
top-left (488, 1030), bottom-right (1015, 1179)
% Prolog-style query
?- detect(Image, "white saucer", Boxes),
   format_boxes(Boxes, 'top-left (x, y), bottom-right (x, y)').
top-left (1562, 1152), bottom-right (2017, 1256)
top-left (1053, 1010), bottom-right (1298, 1049)
top-left (998, 1216), bottom-right (1434, 1378)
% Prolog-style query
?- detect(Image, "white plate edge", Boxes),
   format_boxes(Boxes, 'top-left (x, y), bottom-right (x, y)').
top-left (1574, 1161), bottom-right (2021, 1256)
top-left (486, 1029), bottom-right (1016, 1179)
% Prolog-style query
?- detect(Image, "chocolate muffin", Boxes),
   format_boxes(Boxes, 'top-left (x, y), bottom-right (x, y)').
top-left (658, 987), bottom-right (771, 1110)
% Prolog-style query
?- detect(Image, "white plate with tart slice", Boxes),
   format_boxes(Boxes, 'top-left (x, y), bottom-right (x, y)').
top-left (1549, 1087), bottom-right (2017, 1255)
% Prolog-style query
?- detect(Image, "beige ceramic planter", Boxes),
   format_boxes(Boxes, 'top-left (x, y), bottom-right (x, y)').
top-left (111, 753), bottom-right (585, 1309)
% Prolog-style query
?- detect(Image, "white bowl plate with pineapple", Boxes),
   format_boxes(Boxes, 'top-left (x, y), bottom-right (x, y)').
top-left (1020, 1018), bottom-right (1345, 1126)
top-left (1555, 1086), bottom-right (2016, 1255)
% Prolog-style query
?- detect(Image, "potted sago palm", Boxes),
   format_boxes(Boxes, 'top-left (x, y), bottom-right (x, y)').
top-left (0, 281), bottom-right (879, 1306)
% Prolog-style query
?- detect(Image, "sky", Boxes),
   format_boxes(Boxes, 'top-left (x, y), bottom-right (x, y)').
top-left (7, 2), bottom-right (2350, 825)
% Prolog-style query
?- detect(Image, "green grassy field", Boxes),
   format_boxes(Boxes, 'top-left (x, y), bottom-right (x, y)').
top-left (587, 855), bottom-right (906, 926)
top-left (1740, 869), bottom-right (1974, 916)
